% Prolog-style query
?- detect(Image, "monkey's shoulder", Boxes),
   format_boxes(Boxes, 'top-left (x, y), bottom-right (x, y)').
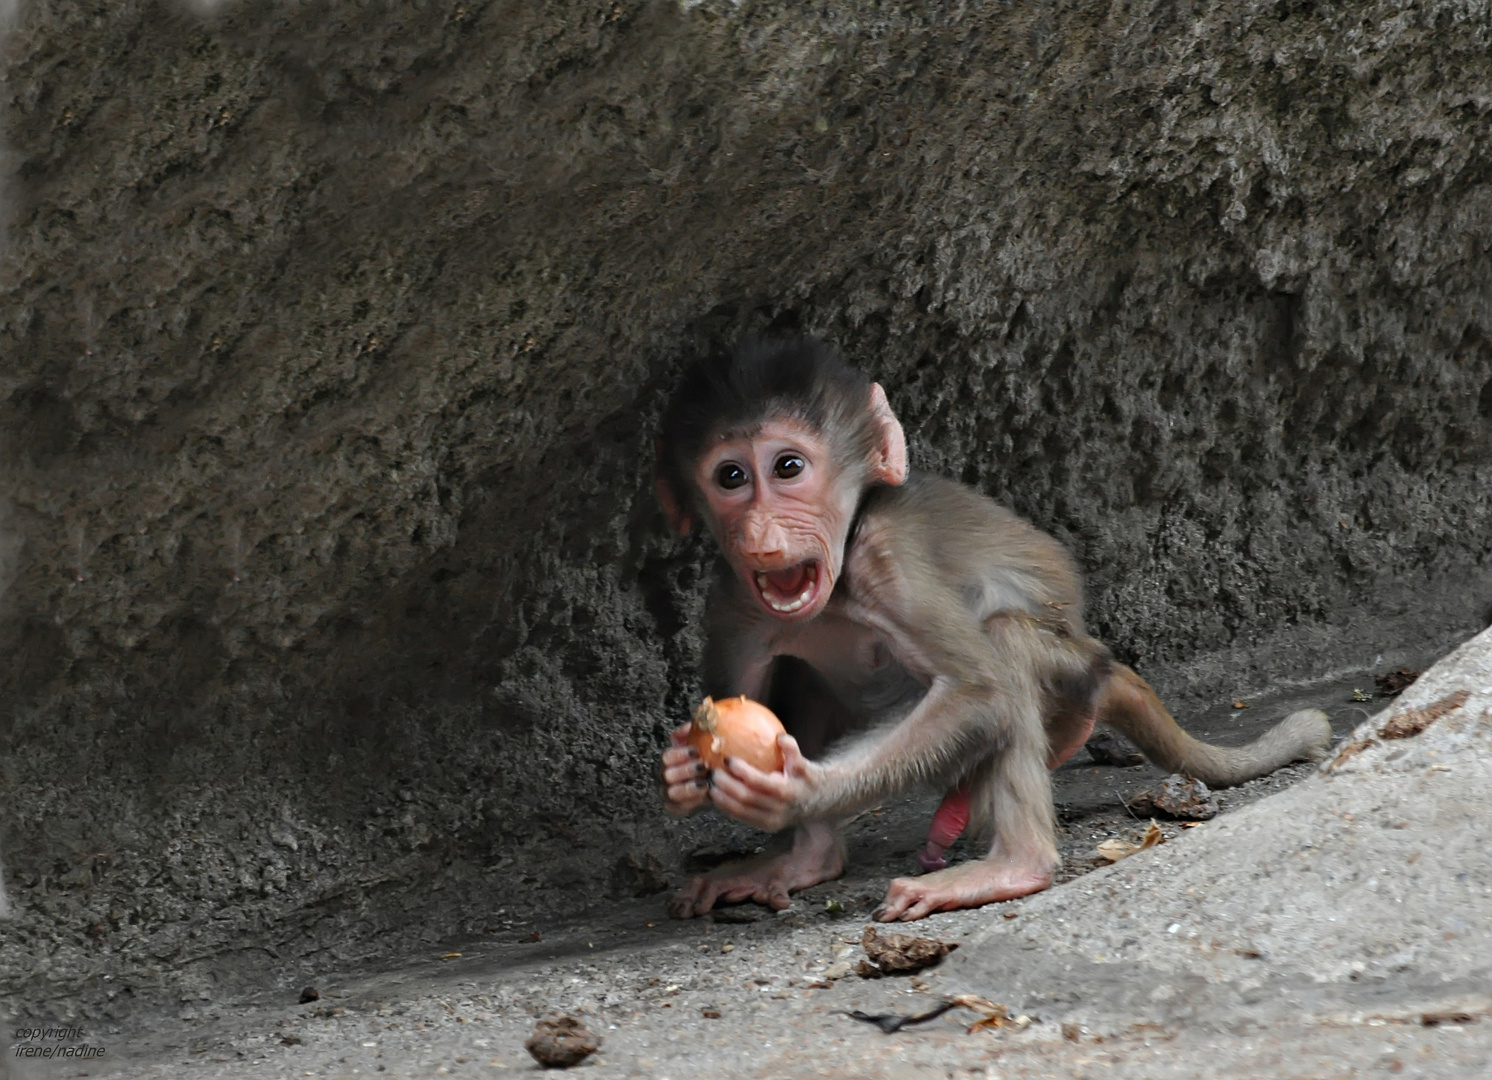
top-left (850, 471), bottom-right (1084, 618)
top-left (855, 471), bottom-right (1056, 552)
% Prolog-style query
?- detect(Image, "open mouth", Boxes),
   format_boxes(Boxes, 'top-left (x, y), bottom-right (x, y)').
top-left (753, 561), bottom-right (822, 616)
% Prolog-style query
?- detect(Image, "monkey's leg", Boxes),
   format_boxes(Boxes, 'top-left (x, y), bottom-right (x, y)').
top-left (666, 819), bottom-right (844, 919)
top-left (1041, 628), bottom-right (1111, 768)
top-left (917, 636), bottom-right (1104, 872)
top-left (1044, 697), bottom-right (1099, 769)
top-left (876, 720), bottom-right (1059, 922)
top-left (918, 695), bottom-right (1099, 873)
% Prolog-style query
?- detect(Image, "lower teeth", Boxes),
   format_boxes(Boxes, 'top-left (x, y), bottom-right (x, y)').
top-left (758, 568), bottom-right (816, 612)
top-left (769, 588), bottom-right (812, 612)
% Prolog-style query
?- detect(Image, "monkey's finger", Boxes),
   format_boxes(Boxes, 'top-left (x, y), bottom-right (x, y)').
top-left (874, 879), bottom-right (939, 922)
top-left (721, 756), bottom-right (794, 798)
top-left (668, 722), bottom-right (694, 748)
top-left (695, 888), bottom-right (736, 917)
top-left (664, 779), bottom-right (710, 815)
top-left (872, 882), bottom-right (913, 922)
top-left (669, 878), bottom-right (707, 919)
top-left (664, 777), bottom-right (709, 802)
top-left (717, 882), bottom-right (759, 907)
top-left (708, 782), bottom-right (785, 832)
top-left (711, 766), bottom-right (787, 810)
top-left (691, 875), bottom-right (746, 915)
top-left (706, 780), bottom-right (761, 817)
top-left (871, 898), bottom-right (910, 922)
top-left (721, 879), bottom-right (773, 908)
top-left (661, 744), bottom-right (699, 767)
top-left (756, 881), bottom-right (792, 911)
top-left (894, 896), bottom-right (941, 922)
top-left (662, 759), bottom-right (708, 787)
top-left (776, 733), bottom-right (810, 775)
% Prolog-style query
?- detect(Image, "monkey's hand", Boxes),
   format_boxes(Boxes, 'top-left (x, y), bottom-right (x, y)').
top-left (710, 735), bottom-right (823, 834)
top-left (661, 723), bottom-right (712, 816)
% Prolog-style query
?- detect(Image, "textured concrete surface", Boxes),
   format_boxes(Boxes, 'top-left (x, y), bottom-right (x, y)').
top-left (6, 630), bottom-right (1486, 1079)
top-left (943, 624), bottom-right (1492, 1069)
top-left (1, 0), bottom-right (1491, 1017)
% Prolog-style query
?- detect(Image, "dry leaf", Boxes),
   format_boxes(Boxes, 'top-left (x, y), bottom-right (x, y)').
top-left (1232, 700), bottom-right (1248, 709)
top-left (1326, 737), bottom-right (1376, 772)
top-left (951, 993), bottom-right (1006, 1015)
top-left (1097, 821), bottom-right (1165, 862)
top-left (951, 994), bottom-right (1017, 1033)
top-left (1380, 690), bottom-right (1470, 740)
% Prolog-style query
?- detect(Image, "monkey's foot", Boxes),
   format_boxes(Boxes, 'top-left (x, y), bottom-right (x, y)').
top-left (873, 857), bottom-right (1053, 922)
top-left (667, 821), bottom-right (844, 918)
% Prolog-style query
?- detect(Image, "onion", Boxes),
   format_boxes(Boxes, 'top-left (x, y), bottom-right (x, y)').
top-left (687, 695), bottom-right (786, 773)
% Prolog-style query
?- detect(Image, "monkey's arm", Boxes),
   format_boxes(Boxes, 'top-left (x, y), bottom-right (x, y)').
top-left (713, 537), bottom-right (1045, 832)
top-left (711, 664), bottom-right (1028, 832)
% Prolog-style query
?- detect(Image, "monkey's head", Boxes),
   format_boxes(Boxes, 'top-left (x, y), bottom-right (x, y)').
top-left (657, 338), bottom-right (907, 623)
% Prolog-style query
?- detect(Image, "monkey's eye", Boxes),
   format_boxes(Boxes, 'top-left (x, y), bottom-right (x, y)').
top-left (773, 454), bottom-right (805, 479)
top-left (715, 462), bottom-right (749, 490)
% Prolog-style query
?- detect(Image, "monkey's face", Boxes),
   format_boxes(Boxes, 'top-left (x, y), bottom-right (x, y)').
top-left (695, 419), bottom-right (858, 623)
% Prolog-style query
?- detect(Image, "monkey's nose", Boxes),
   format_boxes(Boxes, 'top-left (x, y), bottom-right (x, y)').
top-left (741, 518), bottom-right (789, 562)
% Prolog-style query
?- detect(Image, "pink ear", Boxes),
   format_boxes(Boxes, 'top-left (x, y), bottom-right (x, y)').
top-left (869, 383), bottom-right (908, 486)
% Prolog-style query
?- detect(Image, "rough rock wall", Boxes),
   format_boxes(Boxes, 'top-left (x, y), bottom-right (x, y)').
top-left (1, 0), bottom-right (1489, 1013)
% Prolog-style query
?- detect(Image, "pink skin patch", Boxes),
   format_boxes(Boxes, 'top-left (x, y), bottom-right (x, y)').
top-left (918, 786), bottom-right (972, 872)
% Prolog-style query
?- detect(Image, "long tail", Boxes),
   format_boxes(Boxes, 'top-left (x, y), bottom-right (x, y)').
top-left (1099, 664), bottom-right (1332, 788)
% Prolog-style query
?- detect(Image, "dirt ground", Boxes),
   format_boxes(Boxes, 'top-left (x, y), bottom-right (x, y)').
top-left (15, 651), bottom-right (1491, 1080)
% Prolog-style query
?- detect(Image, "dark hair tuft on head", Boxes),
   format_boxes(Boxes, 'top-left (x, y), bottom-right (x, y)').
top-left (660, 338), bottom-right (872, 482)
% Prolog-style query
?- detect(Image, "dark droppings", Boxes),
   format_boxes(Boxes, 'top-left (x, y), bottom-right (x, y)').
top-left (1085, 730), bottom-right (1146, 766)
top-left (525, 1016), bottom-right (601, 1069)
top-left (1374, 668), bottom-right (1420, 696)
top-left (855, 925), bottom-right (959, 978)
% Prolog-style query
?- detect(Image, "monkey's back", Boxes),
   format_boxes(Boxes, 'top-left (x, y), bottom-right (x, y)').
top-left (849, 471), bottom-right (1087, 635)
